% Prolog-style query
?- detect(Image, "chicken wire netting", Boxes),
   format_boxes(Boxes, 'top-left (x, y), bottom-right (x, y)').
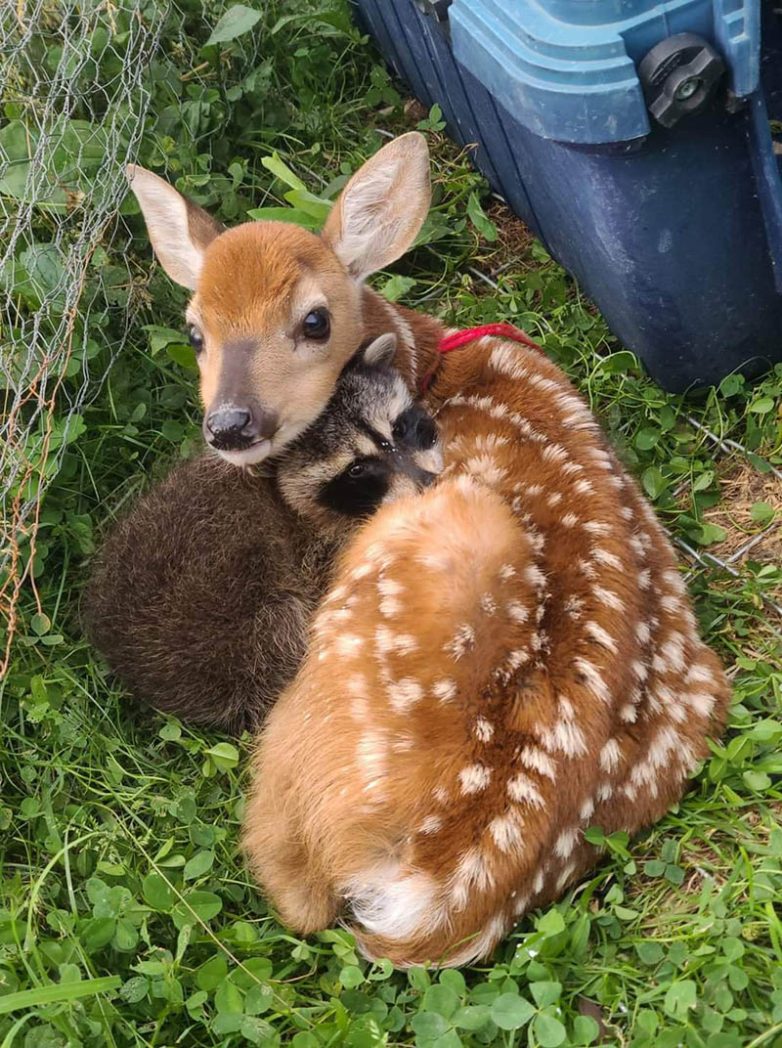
top-left (0, 1), bottom-right (167, 674)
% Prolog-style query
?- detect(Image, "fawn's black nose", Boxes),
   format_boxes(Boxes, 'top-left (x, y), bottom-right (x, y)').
top-left (206, 406), bottom-right (252, 448)
top-left (204, 396), bottom-right (280, 450)
top-left (204, 403), bottom-right (279, 451)
top-left (207, 406), bottom-right (250, 435)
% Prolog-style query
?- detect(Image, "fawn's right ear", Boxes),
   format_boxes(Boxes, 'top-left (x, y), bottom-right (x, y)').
top-left (126, 165), bottom-right (224, 290)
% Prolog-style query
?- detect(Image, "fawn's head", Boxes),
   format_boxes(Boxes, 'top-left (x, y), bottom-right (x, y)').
top-left (127, 134), bottom-right (431, 465)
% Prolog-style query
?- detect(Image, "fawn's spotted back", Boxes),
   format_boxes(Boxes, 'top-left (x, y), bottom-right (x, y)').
top-left (244, 330), bottom-right (730, 967)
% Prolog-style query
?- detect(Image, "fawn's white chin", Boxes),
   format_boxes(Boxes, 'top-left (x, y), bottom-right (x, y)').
top-left (215, 440), bottom-right (272, 467)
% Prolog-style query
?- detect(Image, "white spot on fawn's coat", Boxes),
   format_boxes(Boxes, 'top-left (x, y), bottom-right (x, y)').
top-left (387, 678), bottom-right (423, 713)
top-left (445, 624), bottom-right (476, 660)
top-left (459, 764), bottom-right (492, 794)
top-left (432, 678), bottom-right (457, 703)
top-left (489, 812), bottom-right (523, 852)
top-left (519, 746), bottom-right (556, 780)
top-left (507, 774), bottom-right (544, 807)
top-left (336, 634), bottom-right (363, 658)
top-left (474, 717), bottom-right (494, 742)
top-left (599, 738), bottom-right (622, 773)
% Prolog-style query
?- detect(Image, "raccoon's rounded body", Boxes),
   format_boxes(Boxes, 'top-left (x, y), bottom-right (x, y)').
top-left (84, 338), bottom-right (442, 733)
top-left (84, 455), bottom-right (331, 733)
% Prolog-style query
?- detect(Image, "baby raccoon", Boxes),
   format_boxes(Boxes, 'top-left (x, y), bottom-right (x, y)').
top-left (84, 335), bottom-right (442, 733)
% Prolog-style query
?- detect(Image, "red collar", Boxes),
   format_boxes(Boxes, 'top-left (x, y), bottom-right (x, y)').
top-left (420, 322), bottom-right (543, 392)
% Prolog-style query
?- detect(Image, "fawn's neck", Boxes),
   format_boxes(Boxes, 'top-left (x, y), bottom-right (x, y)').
top-left (360, 286), bottom-right (444, 392)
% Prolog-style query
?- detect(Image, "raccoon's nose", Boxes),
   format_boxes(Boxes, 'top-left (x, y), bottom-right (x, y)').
top-left (398, 459), bottom-right (439, 490)
top-left (205, 404), bottom-right (277, 450)
top-left (415, 414), bottom-right (438, 450)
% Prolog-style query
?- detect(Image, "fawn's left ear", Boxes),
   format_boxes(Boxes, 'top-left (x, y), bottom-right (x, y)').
top-left (362, 332), bottom-right (397, 367)
top-left (126, 165), bottom-right (224, 290)
top-left (321, 132), bottom-right (431, 282)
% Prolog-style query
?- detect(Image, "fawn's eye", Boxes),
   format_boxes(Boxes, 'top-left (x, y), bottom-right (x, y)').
top-left (188, 325), bottom-right (204, 353)
top-left (301, 308), bottom-right (330, 341)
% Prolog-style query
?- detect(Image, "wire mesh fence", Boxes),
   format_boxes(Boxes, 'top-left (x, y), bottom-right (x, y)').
top-left (0, 0), bottom-right (167, 673)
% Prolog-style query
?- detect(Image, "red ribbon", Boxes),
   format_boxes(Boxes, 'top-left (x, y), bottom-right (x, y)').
top-left (420, 322), bottom-right (543, 392)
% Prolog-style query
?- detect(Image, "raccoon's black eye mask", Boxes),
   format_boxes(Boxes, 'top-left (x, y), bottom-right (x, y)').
top-left (318, 456), bottom-right (390, 518)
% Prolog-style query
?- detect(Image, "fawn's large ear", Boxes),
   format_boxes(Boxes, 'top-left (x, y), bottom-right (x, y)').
top-left (126, 165), bottom-right (224, 290)
top-left (321, 132), bottom-right (431, 281)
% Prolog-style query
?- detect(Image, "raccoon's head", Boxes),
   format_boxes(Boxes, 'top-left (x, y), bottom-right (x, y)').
top-left (276, 334), bottom-right (443, 530)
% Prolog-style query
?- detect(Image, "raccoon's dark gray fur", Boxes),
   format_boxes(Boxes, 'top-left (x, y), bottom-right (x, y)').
top-left (83, 336), bottom-right (441, 733)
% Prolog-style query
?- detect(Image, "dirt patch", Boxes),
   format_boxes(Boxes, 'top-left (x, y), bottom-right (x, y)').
top-left (486, 200), bottom-right (537, 271)
top-left (700, 459), bottom-right (781, 565)
top-left (403, 98), bottom-right (428, 124)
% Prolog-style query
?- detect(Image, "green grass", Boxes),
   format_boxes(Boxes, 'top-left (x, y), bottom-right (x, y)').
top-left (2, 1), bottom-right (782, 1045)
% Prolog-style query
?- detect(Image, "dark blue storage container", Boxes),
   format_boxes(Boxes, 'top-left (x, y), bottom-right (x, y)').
top-left (353, 0), bottom-right (782, 392)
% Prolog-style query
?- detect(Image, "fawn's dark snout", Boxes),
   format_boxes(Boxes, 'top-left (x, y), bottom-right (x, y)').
top-left (203, 400), bottom-right (279, 453)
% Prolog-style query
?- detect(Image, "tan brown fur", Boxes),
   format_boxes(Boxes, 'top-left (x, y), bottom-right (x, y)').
top-left (244, 329), bottom-right (730, 967)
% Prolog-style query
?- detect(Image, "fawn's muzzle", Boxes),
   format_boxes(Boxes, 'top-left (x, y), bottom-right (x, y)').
top-left (204, 403), bottom-right (278, 451)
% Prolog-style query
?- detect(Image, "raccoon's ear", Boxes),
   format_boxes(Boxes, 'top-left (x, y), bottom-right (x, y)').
top-left (362, 332), bottom-right (397, 367)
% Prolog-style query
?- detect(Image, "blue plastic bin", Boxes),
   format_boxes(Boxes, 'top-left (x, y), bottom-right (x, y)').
top-left (353, 0), bottom-right (782, 392)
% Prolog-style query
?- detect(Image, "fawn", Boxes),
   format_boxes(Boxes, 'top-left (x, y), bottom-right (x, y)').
top-left (236, 150), bottom-right (729, 968)
top-left (128, 134), bottom-right (729, 966)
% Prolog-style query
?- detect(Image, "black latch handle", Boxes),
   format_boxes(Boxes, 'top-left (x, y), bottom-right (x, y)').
top-left (639, 33), bottom-right (726, 128)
